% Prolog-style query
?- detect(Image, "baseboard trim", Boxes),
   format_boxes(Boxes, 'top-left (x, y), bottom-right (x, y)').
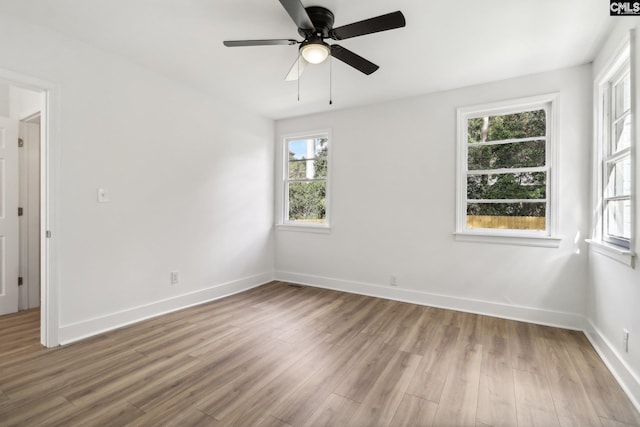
top-left (275, 271), bottom-right (585, 331)
top-left (58, 272), bottom-right (274, 345)
top-left (57, 269), bottom-right (640, 412)
top-left (584, 319), bottom-right (640, 413)
top-left (275, 271), bottom-right (640, 412)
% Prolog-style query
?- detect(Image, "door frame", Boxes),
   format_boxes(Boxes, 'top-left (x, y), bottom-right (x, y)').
top-left (1, 68), bottom-right (59, 347)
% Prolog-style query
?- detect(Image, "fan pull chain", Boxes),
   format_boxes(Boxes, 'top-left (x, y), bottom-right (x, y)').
top-left (329, 56), bottom-right (333, 105)
top-left (297, 54), bottom-right (300, 102)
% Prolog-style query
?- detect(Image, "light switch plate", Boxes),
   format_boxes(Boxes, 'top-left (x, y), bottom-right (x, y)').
top-left (97, 188), bottom-right (110, 203)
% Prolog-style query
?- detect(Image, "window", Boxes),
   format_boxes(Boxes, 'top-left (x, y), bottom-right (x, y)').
top-left (589, 36), bottom-right (635, 262)
top-left (603, 62), bottom-right (632, 248)
top-left (601, 60), bottom-right (631, 249)
top-left (456, 94), bottom-right (559, 246)
top-left (281, 132), bottom-right (330, 228)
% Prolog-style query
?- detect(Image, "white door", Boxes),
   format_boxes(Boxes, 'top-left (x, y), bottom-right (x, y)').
top-left (0, 116), bottom-right (19, 315)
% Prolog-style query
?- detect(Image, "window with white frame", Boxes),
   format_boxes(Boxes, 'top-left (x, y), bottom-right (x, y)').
top-left (282, 132), bottom-right (330, 227)
top-left (593, 39), bottom-right (634, 253)
top-left (456, 95), bottom-right (558, 243)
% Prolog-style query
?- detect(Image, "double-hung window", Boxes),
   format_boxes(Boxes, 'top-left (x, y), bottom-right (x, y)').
top-left (280, 132), bottom-right (330, 228)
top-left (603, 61), bottom-right (632, 248)
top-left (590, 34), bottom-right (635, 262)
top-left (456, 94), bottom-right (559, 246)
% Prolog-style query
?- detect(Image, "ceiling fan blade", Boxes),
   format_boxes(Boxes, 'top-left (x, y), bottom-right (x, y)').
top-left (330, 45), bottom-right (379, 75)
top-left (223, 39), bottom-right (298, 47)
top-left (330, 11), bottom-right (405, 40)
top-left (279, 0), bottom-right (315, 31)
top-left (285, 56), bottom-right (308, 81)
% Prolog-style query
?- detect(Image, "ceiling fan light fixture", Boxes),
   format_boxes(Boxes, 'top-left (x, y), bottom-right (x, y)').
top-left (300, 41), bottom-right (330, 64)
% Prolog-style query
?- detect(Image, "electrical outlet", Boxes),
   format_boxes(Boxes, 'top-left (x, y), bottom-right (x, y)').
top-left (623, 329), bottom-right (629, 353)
top-left (390, 275), bottom-right (398, 287)
top-left (170, 271), bottom-right (179, 285)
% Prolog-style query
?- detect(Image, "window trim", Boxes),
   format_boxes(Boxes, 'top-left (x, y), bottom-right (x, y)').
top-left (455, 93), bottom-right (560, 247)
top-left (277, 129), bottom-right (332, 232)
top-left (587, 31), bottom-right (636, 264)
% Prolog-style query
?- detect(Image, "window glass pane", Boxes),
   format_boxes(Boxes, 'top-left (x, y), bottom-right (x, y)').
top-left (467, 172), bottom-right (546, 200)
top-left (288, 137), bottom-right (328, 179)
top-left (288, 159), bottom-right (307, 179)
top-left (468, 139), bottom-right (545, 170)
top-left (312, 156), bottom-right (327, 179)
top-left (289, 157), bottom-right (327, 179)
top-left (605, 156), bottom-right (631, 197)
top-left (315, 138), bottom-right (329, 156)
top-left (288, 138), bottom-right (328, 161)
top-left (288, 139), bottom-right (309, 160)
top-left (467, 109), bottom-right (545, 143)
top-left (613, 114), bottom-right (632, 152)
top-left (288, 181), bottom-right (326, 222)
top-left (467, 202), bottom-right (546, 230)
top-left (605, 198), bottom-right (631, 240)
top-left (614, 73), bottom-right (631, 119)
top-left (467, 202), bottom-right (545, 217)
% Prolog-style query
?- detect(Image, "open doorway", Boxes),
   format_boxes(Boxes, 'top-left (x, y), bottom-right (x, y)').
top-left (0, 74), bottom-right (56, 347)
top-left (18, 111), bottom-right (41, 311)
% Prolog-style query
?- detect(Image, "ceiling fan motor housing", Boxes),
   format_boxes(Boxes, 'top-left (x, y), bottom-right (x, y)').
top-left (298, 6), bottom-right (335, 38)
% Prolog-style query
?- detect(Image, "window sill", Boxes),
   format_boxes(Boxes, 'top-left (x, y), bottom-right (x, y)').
top-left (454, 231), bottom-right (562, 248)
top-left (276, 223), bottom-right (331, 234)
top-left (586, 239), bottom-right (635, 266)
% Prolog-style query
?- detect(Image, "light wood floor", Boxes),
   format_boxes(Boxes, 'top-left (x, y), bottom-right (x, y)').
top-left (1, 281), bottom-right (639, 427)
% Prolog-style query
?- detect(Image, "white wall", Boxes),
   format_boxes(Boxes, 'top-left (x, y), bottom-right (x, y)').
top-left (0, 83), bottom-right (9, 116)
top-left (0, 14), bottom-right (275, 343)
top-left (276, 64), bottom-right (592, 328)
top-left (588, 18), bottom-right (640, 408)
top-left (9, 85), bottom-right (43, 120)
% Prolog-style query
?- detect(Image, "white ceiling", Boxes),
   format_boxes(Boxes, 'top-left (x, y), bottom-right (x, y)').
top-left (0, 0), bottom-right (612, 119)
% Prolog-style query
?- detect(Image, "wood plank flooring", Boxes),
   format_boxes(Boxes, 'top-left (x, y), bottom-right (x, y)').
top-left (1, 281), bottom-right (639, 426)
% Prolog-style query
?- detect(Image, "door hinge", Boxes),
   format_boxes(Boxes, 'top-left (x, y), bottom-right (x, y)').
top-left (46, 230), bottom-right (52, 238)
top-left (18, 207), bottom-right (23, 216)
top-left (18, 277), bottom-right (23, 286)
top-left (18, 138), bottom-right (24, 147)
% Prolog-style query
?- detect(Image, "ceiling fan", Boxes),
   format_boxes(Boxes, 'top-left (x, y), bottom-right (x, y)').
top-left (223, 0), bottom-right (406, 81)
